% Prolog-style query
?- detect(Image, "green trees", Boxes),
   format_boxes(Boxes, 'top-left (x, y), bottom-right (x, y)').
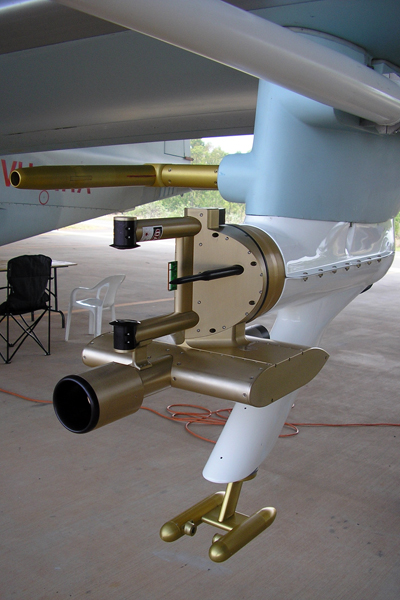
top-left (126, 139), bottom-right (246, 223)
top-left (395, 213), bottom-right (400, 248)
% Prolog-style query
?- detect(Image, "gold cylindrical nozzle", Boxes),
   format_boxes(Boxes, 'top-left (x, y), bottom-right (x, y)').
top-left (53, 357), bottom-right (172, 433)
top-left (10, 164), bottom-right (219, 190)
top-left (10, 165), bottom-right (157, 189)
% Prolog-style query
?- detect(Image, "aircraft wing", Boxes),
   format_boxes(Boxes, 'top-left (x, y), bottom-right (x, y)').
top-left (0, 0), bottom-right (255, 154)
top-left (1, 0), bottom-right (399, 155)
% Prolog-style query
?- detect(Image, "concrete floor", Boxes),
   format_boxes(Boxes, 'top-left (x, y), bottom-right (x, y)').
top-left (0, 219), bottom-right (399, 600)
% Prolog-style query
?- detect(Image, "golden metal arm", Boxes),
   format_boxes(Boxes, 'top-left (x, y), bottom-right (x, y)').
top-left (10, 163), bottom-right (219, 190)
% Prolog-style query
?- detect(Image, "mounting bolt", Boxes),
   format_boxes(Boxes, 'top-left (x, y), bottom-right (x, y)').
top-left (183, 521), bottom-right (197, 536)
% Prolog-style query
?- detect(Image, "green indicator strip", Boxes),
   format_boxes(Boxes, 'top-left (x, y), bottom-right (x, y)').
top-left (168, 261), bottom-right (178, 291)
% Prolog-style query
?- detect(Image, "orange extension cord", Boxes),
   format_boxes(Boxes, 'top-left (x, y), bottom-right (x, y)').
top-left (1, 387), bottom-right (399, 444)
top-left (0, 387), bottom-right (52, 404)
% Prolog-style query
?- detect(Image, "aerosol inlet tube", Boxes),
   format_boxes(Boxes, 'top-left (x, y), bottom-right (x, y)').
top-left (10, 164), bottom-right (219, 190)
top-left (53, 358), bottom-right (172, 433)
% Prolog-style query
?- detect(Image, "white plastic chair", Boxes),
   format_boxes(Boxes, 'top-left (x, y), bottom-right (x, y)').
top-left (65, 274), bottom-right (125, 341)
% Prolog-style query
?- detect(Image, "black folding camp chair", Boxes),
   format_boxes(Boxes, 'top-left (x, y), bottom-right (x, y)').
top-left (0, 254), bottom-right (52, 363)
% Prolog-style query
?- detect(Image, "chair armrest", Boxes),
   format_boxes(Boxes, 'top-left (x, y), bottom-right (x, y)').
top-left (70, 286), bottom-right (91, 304)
